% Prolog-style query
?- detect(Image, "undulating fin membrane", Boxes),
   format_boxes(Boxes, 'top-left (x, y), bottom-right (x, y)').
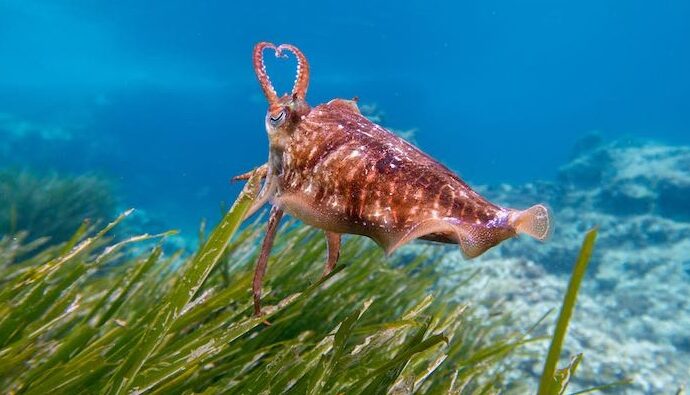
top-left (512, 204), bottom-right (552, 241)
top-left (383, 206), bottom-right (551, 259)
top-left (382, 218), bottom-right (511, 259)
top-left (455, 223), bottom-right (511, 259)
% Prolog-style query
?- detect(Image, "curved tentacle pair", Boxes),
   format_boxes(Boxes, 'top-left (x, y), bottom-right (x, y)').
top-left (253, 42), bottom-right (310, 112)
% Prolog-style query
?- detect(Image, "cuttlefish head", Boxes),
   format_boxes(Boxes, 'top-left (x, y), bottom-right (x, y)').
top-left (253, 42), bottom-right (311, 149)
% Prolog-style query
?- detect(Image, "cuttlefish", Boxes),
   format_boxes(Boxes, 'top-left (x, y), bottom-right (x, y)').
top-left (235, 42), bottom-right (551, 315)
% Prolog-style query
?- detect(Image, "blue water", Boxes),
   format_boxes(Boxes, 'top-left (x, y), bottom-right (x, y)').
top-left (1, 0), bottom-right (689, 233)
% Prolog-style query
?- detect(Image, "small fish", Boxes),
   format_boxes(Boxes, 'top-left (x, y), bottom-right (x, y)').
top-left (236, 42), bottom-right (552, 315)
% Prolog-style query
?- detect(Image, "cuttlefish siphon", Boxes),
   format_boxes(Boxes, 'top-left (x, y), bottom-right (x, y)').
top-left (235, 42), bottom-right (552, 315)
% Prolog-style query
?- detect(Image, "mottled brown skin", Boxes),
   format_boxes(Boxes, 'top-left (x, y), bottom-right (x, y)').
top-left (274, 98), bottom-right (516, 255)
top-left (241, 42), bottom-right (551, 315)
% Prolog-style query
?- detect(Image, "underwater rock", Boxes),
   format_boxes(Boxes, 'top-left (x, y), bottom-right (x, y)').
top-left (558, 139), bottom-right (690, 220)
top-left (558, 148), bottom-right (611, 188)
top-left (599, 180), bottom-right (655, 215)
top-left (657, 177), bottom-right (690, 221)
top-left (489, 138), bottom-right (690, 272)
top-left (449, 136), bottom-right (690, 393)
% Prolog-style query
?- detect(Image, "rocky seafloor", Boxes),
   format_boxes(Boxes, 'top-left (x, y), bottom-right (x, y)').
top-left (432, 134), bottom-right (690, 393)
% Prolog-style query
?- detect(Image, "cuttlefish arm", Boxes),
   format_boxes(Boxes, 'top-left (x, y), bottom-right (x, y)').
top-left (252, 205), bottom-right (284, 316)
top-left (231, 163), bottom-right (277, 221)
top-left (232, 163), bottom-right (268, 182)
top-left (245, 189), bottom-right (343, 315)
top-left (381, 205), bottom-right (549, 259)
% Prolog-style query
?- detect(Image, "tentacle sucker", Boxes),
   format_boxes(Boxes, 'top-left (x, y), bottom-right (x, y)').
top-left (275, 44), bottom-right (310, 100)
top-left (253, 42), bottom-right (310, 111)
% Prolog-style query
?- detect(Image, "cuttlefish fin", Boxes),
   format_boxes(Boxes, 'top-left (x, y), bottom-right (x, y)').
top-left (327, 98), bottom-right (361, 114)
top-left (509, 204), bottom-right (552, 241)
top-left (381, 218), bottom-right (503, 259)
top-left (454, 225), bottom-right (508, 259)
top-left (381, 219), bottom-right (458, 256)
top-left (380, 205), bottom-right (552, 260)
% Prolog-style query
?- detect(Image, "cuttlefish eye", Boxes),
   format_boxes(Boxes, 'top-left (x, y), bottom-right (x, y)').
top-left (269, 110), bottom-right (286, 127)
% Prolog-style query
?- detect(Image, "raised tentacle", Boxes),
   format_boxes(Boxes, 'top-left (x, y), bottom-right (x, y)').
top-left (276, 44), bottom-right (310, 99)
top-left (253, 42), bottom-right (279, 106)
